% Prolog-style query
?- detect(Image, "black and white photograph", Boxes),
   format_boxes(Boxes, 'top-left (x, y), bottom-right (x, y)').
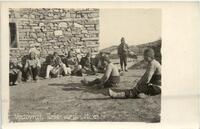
top-left (0, 2), bottom-right (200, 129)
top-left (8, 8), bottom-right (162, 122)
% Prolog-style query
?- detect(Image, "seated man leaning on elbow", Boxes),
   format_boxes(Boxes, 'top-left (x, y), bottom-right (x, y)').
top-left (81, 56), bottom-right (120, 89)
top-left (109, 48), bottom-right (161, 99)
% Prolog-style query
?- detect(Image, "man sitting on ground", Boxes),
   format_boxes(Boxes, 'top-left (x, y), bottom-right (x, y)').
top-left (63, 51), bottom-right (82, 76)
top-left (94, 52), bottom-right (107, 73)
top-left (109, 48), bottom-right (161, 98)
top-left (81, 56), bottom-right (120, 89)
top-left (9, 59), bottom-right (22, 85)
top-left (24, 52), bottom-right (41, 82)
top-left (45, 52), bottom-right (71, 79)
top-left (80, 52), bottom-right (97, 75)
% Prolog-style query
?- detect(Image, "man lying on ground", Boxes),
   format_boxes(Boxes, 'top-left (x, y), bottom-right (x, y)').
top-left (109, 48), bottom-right (161, 98)
top-left (45, 52), bottom-right (71, 79)
top-left (81, 56), bottom-right (120, 89)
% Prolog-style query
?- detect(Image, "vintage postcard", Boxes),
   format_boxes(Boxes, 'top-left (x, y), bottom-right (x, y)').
top-left (8, 7), bottom-right (161, 122)
top-left (1, 1), bottom-right (200, 129)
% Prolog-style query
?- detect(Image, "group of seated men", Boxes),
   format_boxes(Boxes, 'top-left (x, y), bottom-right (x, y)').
top-left (10, 48), bottom-right (161, 99)
top-left (9, 50), bottom-right (107, 85)
top-left (81, 48), bottom-right (161, 99)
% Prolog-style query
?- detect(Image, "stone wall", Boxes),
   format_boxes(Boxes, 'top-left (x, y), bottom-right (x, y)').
top-left (9, 8), bottom-right (99, 61)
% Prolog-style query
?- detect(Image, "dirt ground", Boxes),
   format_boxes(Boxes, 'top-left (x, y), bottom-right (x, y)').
top-left (9, 66), bottom-right (161, 123)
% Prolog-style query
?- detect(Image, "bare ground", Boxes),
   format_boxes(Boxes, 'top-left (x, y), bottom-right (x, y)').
top-left (9, 67), bottom-right (160, 123)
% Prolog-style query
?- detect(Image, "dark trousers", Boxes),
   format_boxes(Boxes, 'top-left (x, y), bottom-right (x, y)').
top-left (125, 75), bottom-right (161, 98)
top-left (81, 67), bottom-right (97, 75)
top-left (72, 69), bottom-right (83, 76)
top-left (119, 54), bottom-right (127, 69)
top-left (88, 76), bottom-right (120, 88)
top-left (9, 71), bottom-right (22, 85)
top-left (24, 66), bottom-right (40, 80)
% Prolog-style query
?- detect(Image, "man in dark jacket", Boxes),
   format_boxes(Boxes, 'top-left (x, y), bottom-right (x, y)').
top-left (118, 37), bottom-right (129, 71)
top-left (80, 52), bottom-right (97, 75)
top-left (9, 60), bottom-right (22, 85)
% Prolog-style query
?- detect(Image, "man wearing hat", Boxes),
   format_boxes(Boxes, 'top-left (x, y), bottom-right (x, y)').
top-left (109, 48), bottom-right (161, 98)
top-left (118, 37), bottom-right (129, 72)
top-left (81, 56), bottom-right (120, 89)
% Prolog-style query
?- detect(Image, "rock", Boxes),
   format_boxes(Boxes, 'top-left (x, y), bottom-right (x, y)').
top-left (46, 32), bottom-right (54, 39)
top-left (53, 46), bottom-right (59, 49)
top-left (41, 26), bottom-right (47, 32)
top-left (88, 30), bottom-right (98, 34)
top-left (58, 22), bottom-right (68, 28)
top-left (74, 23), bottom-right (84, 28)
top-left (53, 15), bottom-right (59, 19)
top-left (87, 12), bottom-right (99, 18)
top-left (29, 41), bottom-right (34, 44)
top-left (48, 23), bottom-right (54, 29)
top-left (48, 13), bottom-right (54, 17)
top-left (86, 27), bottom-right (95, 31)
top-left (81, 29), bottom-right (88, 34)
top-left (61, 13), bottom-right (66, 17)
top-left (70, 13), bottom-right (76, 18)
top-left (39, 15), bottom-right (44, 20)
top-left (54, 9), bottom-right (60, 13)
top-left (39, 22), bottom-right (45, 27)
top-left (37, 32), bottom-right (45, 38)
top-left (22, 14), bottom-right (29, 18)
top-left (82, 37), bottom-right (99, 41)
top-left (37, 38), bottom-right (43, 42)
top-left (85, 25), bottom-right (94, 28)
top-left (54, 30), bottom-right (63, 36)
top-left (18, 25), bottom-right (23, 29)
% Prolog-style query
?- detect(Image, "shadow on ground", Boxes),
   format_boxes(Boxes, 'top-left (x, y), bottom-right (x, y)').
top-left (9, 69), bottom-right (161, 122)
top-left (49, 82), bottom-right (109, 96)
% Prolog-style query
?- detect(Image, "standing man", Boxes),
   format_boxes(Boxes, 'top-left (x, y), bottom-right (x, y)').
top-left (118, 37), bottom-right (129, 71)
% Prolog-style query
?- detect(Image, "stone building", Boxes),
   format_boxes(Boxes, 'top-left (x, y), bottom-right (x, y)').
top-left (9, 8), bottom-right (99, 61)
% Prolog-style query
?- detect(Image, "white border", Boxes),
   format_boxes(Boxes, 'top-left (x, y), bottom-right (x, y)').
top-left (1, 1), bottom-right (200, 129)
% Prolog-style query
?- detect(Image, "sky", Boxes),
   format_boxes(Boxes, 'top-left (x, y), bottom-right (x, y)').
top-left (99, 9), bottom-right (161, 49)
